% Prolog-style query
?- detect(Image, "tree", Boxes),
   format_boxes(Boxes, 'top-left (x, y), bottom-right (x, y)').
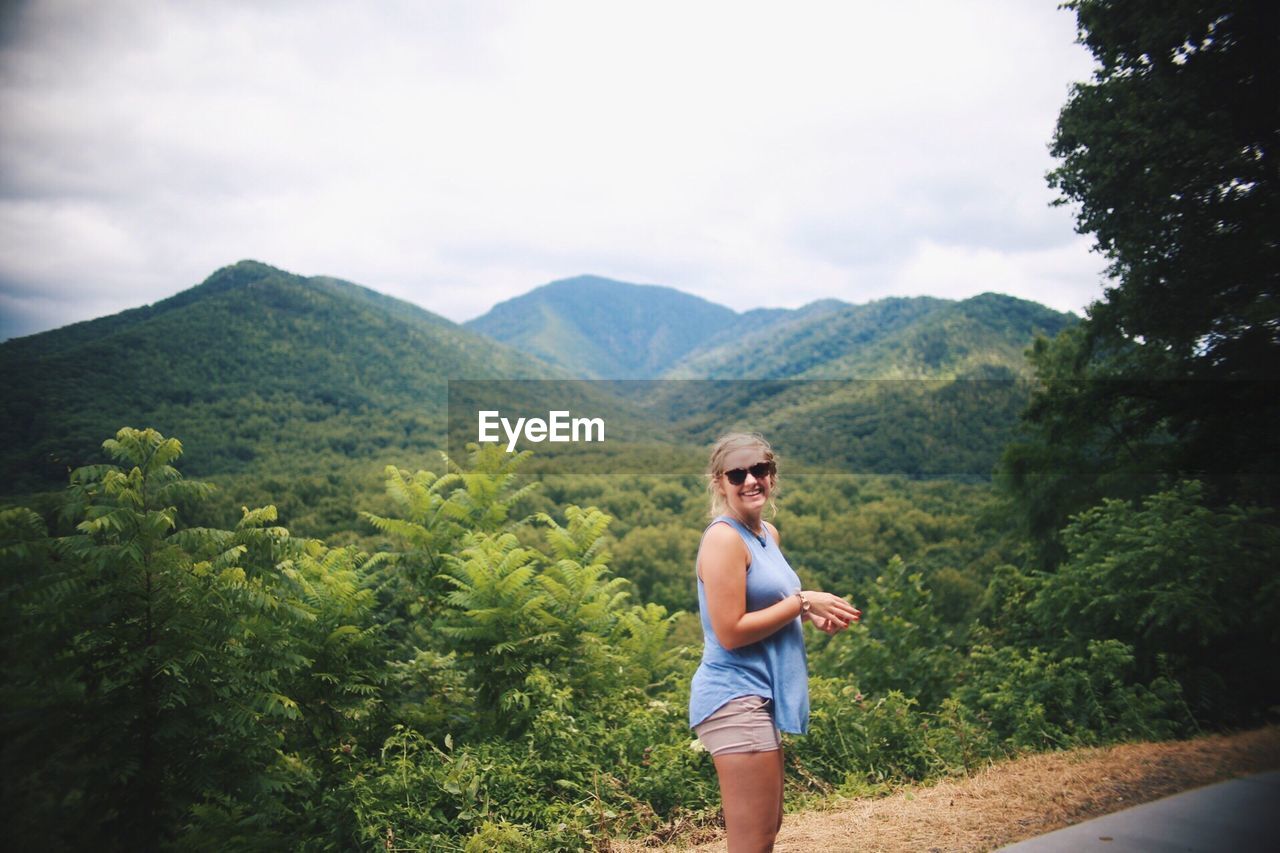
top-left (998, 326), bottom-right (1171, 566)
top-left (611, 522), bottom-right (701, 611)
top-left (1051, 0), bottom-right (1278, 376)
top-left (1003, 0), bottom-right (1280, 553)
top-left (1027, 480), bottom-right (1279, 722)
top-left (1, 428), bottom-right (383, 851)
top-left (361, 444), bottom-right (537, 653)
top-left (435, 506), bottom-right (637, 732)
top-left (812, 556), bottom-right (961, 710)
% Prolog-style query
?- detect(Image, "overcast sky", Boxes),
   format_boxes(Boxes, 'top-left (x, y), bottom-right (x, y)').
top-left (0, 0), bottom-right (1106, 341)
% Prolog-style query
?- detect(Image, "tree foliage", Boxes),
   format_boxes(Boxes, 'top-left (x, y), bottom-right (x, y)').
top-left (1052, 0), bottom-right (1278, 376)
top-left (361, 444), bottom-right (538, 653)
top-left (1027, 481), bottom-right (1280, 721)
top-left (1, 428), bottom-right (384, 851)
top-left (1003, 0), bottom-right (1280, 563)
top-left (4, 416), bottom-right (1273, 848)
top-left (5, 414), bottom-right (1271, 849)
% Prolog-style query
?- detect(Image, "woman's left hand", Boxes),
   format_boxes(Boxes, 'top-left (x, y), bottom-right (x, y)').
top-left (808, 613), bottom-right (849, 635)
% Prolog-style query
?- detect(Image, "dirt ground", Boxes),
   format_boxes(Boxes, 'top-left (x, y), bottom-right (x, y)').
top-left (611, 725), bottom-right (1280, 852)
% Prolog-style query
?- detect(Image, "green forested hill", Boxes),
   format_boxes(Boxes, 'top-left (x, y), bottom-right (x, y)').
top-left (682, 297), bottom-right (850, 356)
top-left (0, 261), bottom-right (555, 492)
top-left (668, 293), bottom-right (1075, 379)
top-left (632, 294), bottom-right (1076, 478)
top-left (803, 293), bottom-right (1076, 378)
top-left (1, 261), bottom-right (1077, 513)
top-left (464, 275), bottom-right (743, 378)
top-left (465, 275), bottom-right (857, 378)
top-left (460, 272), bottom-right (1074, 383)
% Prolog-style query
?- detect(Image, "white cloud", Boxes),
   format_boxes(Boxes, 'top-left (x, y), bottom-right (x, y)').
top-left (0, 0), bottom-right (1104, 337)
top-left (892, 237), bottom-right (1105, 314)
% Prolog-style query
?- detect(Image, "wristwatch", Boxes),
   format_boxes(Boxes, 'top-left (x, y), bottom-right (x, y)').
top-left (796, 591), bottom-right (811, 614)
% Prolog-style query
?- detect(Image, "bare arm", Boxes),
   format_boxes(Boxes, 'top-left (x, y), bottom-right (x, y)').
top-left (700, 522), bottom-right (860, 650)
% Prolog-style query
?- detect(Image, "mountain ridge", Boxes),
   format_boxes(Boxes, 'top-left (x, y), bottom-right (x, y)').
top-left (672, 290), bottom-right (1075, 379)
top-left (465, 275), bottom-right (1075, 380)
top-left (1, 260), bottom-right (1078, 499)
top-left (0, 260), bottom-right (555, 490)
top-left (465, 274), bottom-right (741, 378)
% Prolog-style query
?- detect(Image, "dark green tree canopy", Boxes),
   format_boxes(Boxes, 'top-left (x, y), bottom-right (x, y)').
top-left (1000, 0), bottom-right (1280, 562)
top-left (1051, 0), bottom-right (1279, 377)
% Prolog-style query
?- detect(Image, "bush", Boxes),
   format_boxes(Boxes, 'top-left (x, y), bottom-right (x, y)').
top-left (952, 640), bottom-right (1192, 751)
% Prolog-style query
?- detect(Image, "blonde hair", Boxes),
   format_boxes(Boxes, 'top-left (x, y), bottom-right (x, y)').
top-left (705, 432), bottom-right (779, 520)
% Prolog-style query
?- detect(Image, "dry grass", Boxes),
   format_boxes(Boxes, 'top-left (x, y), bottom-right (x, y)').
top-left (611, 726), bottom-right (1280, 852)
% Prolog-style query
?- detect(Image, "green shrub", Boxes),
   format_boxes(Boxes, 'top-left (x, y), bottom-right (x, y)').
top-left (952, 640), bottom-right (1191, 750)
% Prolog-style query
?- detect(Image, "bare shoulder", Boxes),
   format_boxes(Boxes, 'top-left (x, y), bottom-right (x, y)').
top-left (698, 521), bottom-right (750, 579)
top-left (701, 520), bottom-right (747, 553)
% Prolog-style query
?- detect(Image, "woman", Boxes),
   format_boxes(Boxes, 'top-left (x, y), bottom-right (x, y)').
top-left (689, 433), bottom-right (861, 852)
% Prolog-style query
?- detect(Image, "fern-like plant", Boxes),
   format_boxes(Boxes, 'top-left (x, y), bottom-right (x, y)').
top-left (362, 443), bottom-right (538, 653)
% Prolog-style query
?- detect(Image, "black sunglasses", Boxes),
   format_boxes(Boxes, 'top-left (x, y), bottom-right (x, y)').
top-left (723, 461), bottom-right (775, 486)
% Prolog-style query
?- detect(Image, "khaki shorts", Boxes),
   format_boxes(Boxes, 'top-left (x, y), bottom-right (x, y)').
top-left (693, 695), bottom-right (781, 756)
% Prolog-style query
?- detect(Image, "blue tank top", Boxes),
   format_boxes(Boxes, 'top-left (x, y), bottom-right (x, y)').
top-left (688, 515), bottom-right (810, 734)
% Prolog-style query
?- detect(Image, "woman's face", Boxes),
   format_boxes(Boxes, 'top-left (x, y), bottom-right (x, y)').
top-left (717, 445), bottom-right (773, 519)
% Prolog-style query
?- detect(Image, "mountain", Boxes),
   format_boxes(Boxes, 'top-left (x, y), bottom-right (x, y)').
top-left (2, 261), bottom-right (1080, 502)
top-left (464, 275), bottom-right (746, 378)
top-left (465, 274), bottom-right (1072, 382)
top-left (0, 261), bottom-right (555, 491)
top-left (668, 293), bottom-right (1075, 379)
top-left (641, 293), bottom-right (1077, 478)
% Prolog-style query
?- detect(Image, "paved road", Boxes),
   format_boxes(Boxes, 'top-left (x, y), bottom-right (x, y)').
top-left (996, 771), bottom-right (1280, 852)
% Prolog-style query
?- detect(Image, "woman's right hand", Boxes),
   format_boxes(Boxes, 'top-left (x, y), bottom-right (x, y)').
top-left (804, 591), bottom-right (861, 629)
